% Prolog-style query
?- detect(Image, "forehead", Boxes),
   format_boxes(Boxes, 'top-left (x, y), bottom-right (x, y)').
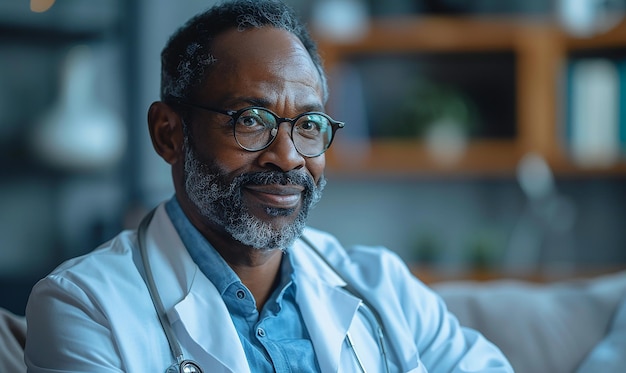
top-left (198, 27), bottom-right (324, 108)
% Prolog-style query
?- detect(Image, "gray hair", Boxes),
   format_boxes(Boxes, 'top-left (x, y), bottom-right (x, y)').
top-left (160, 0), bottom-right (328, 102)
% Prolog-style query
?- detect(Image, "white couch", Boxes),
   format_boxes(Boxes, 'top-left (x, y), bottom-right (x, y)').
top-left (434, 270), bottom-right (626, 373)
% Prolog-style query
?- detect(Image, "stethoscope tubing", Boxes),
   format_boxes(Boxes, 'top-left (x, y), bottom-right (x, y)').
top-left (139, 209), bottom-right (204, 373)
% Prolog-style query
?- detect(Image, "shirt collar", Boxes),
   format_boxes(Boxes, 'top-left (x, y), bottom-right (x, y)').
top-left (165, 197), bottom-right (240, 296)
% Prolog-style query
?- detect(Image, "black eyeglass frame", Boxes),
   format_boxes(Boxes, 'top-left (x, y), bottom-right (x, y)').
top-left (166, 97), bottom-right (344, 158)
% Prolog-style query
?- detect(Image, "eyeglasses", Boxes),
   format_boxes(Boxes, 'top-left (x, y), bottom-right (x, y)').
top-left (167, 98), bottom-right (344, 158)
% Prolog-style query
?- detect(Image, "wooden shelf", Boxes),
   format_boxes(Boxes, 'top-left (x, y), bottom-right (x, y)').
top-left (566, 19), bottom-right (626, 49)
top-left (318, 16), bottom-right (626, 177)
top-left (326, 139), bottom-right (521, 177)
top-left (326, 140), bottom-right (626, 177)
top-left (410, 264), bottom-right (626, 284)
top-left (317, 16), bottom-right (552, 60)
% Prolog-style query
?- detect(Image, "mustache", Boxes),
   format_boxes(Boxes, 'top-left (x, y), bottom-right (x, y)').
top-left (234, 170), bottom-right (316, 189)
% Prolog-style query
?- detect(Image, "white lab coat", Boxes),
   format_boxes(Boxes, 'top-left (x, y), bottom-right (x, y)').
top-left (25, 204), bottom-right (512, 373)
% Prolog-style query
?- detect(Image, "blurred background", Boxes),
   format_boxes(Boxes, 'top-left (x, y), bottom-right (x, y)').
top-left (1, 0), bottom-right (626, 314)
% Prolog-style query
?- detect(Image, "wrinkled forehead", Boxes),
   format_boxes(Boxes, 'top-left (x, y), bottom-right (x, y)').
top-left (197, 27), bottom-right (324, 102)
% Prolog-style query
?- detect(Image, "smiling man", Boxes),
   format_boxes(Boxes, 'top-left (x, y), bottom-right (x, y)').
top-left (25, 1), bottom-right (512, 372)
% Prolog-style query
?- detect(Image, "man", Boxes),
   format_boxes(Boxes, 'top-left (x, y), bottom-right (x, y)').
top-left (25, 1), bottom-right (513, 372)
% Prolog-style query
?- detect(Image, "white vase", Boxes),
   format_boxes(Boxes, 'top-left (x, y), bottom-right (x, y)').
top-left (32, 45), bottom-right (126, 171)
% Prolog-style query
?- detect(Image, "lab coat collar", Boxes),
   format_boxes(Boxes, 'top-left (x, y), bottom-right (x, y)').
top-left (172, 276), bottom-right (251, 373)
top-left (293, 232), bottom-right (422, 372)
top-left (144, 204), bottom-right (251, 373)
top-left (290, 237), bottom-right (362, 372)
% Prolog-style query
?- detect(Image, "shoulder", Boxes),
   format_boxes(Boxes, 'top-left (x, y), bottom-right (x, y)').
top-left (24, 228), bottom-right (170, 372)
top-left (302, 226), bottom-right (408, 266)
top-left (300, 226), bottom-right (414, 286)
top-left (46, 230), bottom-right (138, 286)
top-left (28, 229), bottom-right (145, 319)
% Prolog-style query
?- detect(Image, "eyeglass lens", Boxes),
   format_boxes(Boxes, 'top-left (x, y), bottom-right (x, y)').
top-left (234, 108), bottom-right (333, 157)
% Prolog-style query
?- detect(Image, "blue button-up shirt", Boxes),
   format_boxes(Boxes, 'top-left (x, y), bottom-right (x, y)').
top-left (165, 197), bottom-right (320, 372)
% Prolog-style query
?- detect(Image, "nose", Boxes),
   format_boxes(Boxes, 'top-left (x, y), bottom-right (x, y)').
top-left (256, 123), bottom-right (305, 172)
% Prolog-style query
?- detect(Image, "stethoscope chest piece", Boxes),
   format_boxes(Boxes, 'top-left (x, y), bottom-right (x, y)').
top-left (180, 360), bottom-right (203, 373)
top-left (166, 360), bottom-right (203, 373)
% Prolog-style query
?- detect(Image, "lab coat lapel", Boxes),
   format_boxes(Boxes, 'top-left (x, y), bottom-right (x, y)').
top-left (297, 276), bottom-right (361, 372)
top-left (172, 275), bottom-right (251, 373)
top-left (146, 205), bottom-right (250, 373)
top-left (291, 240), bottom-right (361, 372)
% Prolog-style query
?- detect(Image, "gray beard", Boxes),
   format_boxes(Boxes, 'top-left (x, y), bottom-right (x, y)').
top-left (183, 137), bottom-right (326, 251)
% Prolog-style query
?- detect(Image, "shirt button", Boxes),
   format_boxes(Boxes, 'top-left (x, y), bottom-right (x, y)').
top-left (257, 328), bottom-right (266, 337)
top-left (236, 290), bottom-right (246, 299)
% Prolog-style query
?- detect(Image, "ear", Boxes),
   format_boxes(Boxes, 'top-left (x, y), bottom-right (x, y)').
top-left (147, 101), bottom-right (184, 165)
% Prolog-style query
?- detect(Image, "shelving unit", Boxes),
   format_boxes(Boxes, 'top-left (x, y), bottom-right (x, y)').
top-left (0, 2), bottom-right (128, 285)
top-left (316, 16), bottom-right (626, 177)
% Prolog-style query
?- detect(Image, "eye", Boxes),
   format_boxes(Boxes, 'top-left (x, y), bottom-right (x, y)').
top-left (239, 114), bottom-right (262, 128)
top-left (236, 109), bottom-right (272, 133)
top-left (297, 114), bottom-right (328, 137)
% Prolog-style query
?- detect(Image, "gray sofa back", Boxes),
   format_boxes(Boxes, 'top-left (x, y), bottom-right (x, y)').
top-left (434, 270), bottom-right (626, 373)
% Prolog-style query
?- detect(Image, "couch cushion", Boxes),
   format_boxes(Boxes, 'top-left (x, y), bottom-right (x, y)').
top-left (576, 296), bottom-right (626, 372)
top-left (0, 307), bottom-right (27, 372)
top-left (433, 271), bottom-right (626, 373)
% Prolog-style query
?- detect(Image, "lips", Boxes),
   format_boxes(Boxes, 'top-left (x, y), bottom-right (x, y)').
top-left (244, 184), bottom-right (305, 209)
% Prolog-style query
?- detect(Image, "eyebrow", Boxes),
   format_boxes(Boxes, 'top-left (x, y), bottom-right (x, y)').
top-left (230, 96), bottom-right (325, 113)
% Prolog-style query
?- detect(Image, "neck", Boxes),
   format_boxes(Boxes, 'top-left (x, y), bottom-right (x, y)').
top-left (177, 193), bottom-right (287, 310)
top-left (207, 237), bottom-right (285, 310)
top-left (230, 251), bottom-right (284, 311)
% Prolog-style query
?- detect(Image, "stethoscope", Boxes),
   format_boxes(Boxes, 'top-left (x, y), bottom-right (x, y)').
top-left (138, 209), bottom-right (203, 373)
top-left (138, 209), bottom-right (392, 373)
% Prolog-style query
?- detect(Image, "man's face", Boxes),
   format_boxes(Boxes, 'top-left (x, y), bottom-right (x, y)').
top-left (183, 138), bottom-right (325, 250)
top-left (179, 27), bottom-right (327, 250)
